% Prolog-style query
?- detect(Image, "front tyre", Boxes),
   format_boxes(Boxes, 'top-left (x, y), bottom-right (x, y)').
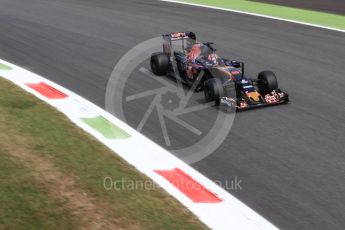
top-left (204, 78), bottom-right (224, 105)
top-left (150, 53), bottom-right (169, 76)
top-left (257, 70), bottom-right (278, 95)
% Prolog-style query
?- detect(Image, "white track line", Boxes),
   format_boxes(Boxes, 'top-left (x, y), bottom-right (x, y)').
top-left (160, 0), bottom-right (345, 33)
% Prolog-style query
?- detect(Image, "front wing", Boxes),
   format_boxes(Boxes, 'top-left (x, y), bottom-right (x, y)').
top-left (220, 91), bottom-right (289, 111)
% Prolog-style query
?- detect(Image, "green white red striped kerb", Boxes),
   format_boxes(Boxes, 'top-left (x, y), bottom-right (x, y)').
top-left (0, 59), bottom-right (277, 230)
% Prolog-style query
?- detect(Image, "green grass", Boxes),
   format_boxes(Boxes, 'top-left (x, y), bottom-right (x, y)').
top-left (0, 152), bottom-right (75, 229)
top-left (177, 0), bottom-right (345, 30)
top-left (0, 78), bottom-right (206, 230)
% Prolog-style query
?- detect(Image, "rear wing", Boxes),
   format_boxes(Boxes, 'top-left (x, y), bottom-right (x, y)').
top-left (162, 31), bottom-right (196, 41)
top-left (162, 32), bottom-right (196, 55)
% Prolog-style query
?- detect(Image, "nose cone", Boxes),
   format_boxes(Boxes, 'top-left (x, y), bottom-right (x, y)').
top-left (246, 92), bottom-right (261, 103)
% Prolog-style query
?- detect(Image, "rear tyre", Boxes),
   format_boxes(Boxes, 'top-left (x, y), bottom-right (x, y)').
top-left (257, 70), bottom-right (278, 95)
top-left (204, 78), bottom-right (224, 105)
top-left (150, 53), bottom-right (169, 76)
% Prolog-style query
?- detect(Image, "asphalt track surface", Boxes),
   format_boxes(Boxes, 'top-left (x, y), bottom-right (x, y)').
top-left (0, 0), bottom-right (345, 229)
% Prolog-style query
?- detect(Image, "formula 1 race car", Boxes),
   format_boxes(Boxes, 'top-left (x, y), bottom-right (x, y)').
top-left (150, 31), bottom-right (289, 111)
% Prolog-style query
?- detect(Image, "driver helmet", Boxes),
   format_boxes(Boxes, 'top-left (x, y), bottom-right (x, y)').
top-left (208, 53), bottom-right (219, 65)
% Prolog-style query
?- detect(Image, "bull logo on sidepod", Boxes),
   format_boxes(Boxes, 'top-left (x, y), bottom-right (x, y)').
top-left (105, 37), bottom-right (236, 164)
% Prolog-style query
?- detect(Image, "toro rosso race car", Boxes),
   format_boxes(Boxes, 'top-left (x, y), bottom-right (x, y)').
top-left (150, 32), bottom-right (289, 111)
